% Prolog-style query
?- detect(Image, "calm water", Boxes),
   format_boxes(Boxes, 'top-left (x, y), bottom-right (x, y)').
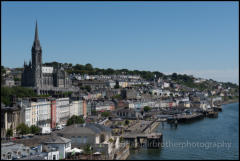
top-left (128, 103), bottom-right (239, 160)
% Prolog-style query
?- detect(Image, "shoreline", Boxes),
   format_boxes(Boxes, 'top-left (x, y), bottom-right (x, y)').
top-left (127, 103), bottom-right (239, 160)
top-left (221, 99), bottom-right (239, 105)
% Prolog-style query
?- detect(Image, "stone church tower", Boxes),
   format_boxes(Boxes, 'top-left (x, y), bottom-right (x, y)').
top-left (31, 21), bottom-right (42, 88)
top-left (21, 21), bottom-right (72, 94)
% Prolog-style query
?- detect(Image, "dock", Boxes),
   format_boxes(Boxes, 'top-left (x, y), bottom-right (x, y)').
top-left (167, 113), bottom-right (204, 123)
top-left (122, 118), bottom-right (162, 149)
top-left (206, 111), bottom-right (218, 118)
top-left (122, 133), bottom-right (163, 149)
top-left (213, 106), bottom-right (222, 112)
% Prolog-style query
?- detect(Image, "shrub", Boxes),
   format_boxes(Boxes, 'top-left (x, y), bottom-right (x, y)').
top-left (16, 123), bottom-right (30, 136)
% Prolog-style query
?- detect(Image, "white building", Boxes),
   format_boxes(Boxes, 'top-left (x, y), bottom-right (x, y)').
top-left (18, 99), bottom-right (32, 127)
top-left (42, 136), bottom-right (71, 160)
top-left (107, 80), bottom-right (116, 88)
top-left (36, 99), bottom-right (51, 128)
top-left (69, 101), bottom-right (80, 117)
top-left (56, 98), bottom-right (70, 125)
top-left (18, 98), bottom-right (51, 128)
top-left (163, 82), bottom-right (170, 88)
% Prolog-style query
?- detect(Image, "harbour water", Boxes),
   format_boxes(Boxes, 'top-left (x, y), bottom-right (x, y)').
top-left (127, 103), bottom-right (239, 160)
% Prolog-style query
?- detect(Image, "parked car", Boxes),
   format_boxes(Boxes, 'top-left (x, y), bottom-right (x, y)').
top-left (41, 127), bottom-right (51, 135)
top-left (56, 124), bottom-right (65, 130)
top-left (11, 137), bottom-right (17, 141)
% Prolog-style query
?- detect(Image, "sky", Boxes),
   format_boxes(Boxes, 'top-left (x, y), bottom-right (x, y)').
top-left (1, 1), bottom-right (239, 84)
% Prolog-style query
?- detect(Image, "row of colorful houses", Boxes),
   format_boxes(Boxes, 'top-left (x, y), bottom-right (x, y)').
top-left (17, 97), bottom-right (89, 130)
top-left (2, 97), bottom-right (117, 137)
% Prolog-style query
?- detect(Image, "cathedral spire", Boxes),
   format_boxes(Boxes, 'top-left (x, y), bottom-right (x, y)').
top-left (32, 20), bottom-right (41, 49)
top-left (35, 20), bottom-right (39, 42)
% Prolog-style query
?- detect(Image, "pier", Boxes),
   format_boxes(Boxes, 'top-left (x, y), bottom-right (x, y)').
top-left (205, 111), bottom-right (218, 118)
top-left (122, 133), bottom-right (163, 149)
top-left (213, 106), bottom-right (222, 112)
top-left (122, 119), bottom-right (162, 149)
top-left (167, 113), bottom-right (204, 123)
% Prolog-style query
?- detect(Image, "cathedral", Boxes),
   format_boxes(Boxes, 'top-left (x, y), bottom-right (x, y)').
top-left (21, 21), bottom-right (71, 93)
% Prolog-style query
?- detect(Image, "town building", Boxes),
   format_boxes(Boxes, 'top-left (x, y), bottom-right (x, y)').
top-left (1, 105), bottom-right (21, 137)
top-left (21, 21), bottom-right (74, 95)
top-left (42, 135), bottom-right (71, 159)
top-left (56, 98), bottom-right (70, 126)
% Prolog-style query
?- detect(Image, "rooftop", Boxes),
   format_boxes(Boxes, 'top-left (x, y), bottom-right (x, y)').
top-left (55, 123), bottom-right (112, 136)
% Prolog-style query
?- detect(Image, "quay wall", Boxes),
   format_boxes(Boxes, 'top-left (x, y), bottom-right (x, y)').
top-left (142, 119), bottom-right (160, 133)
top-left (115, 144), bottom-right (130, 160)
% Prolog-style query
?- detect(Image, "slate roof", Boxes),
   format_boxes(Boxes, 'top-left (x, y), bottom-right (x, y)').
top-left (56, 123), bottom-right (112, 136)
top-left (43, 135), bottom-right (71, 144)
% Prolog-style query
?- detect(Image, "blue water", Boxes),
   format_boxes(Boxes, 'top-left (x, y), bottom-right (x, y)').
top-left (128, 103), bottom-right (239, 160)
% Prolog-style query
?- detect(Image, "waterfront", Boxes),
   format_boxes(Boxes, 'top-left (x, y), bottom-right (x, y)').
top-left (127, 103), bottom-right (239, 160)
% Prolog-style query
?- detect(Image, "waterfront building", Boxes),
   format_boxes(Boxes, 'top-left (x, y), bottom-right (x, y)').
top-left (114, 108), bottom-right (143, 120)
top-left (55, 123), bottom-right (120, 159)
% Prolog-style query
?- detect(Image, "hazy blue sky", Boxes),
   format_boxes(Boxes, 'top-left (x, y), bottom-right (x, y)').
top-left (1, 2), bottom-right (239, 84)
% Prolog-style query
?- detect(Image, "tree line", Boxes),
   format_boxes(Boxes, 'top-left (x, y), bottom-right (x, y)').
top-left (6, 124), bottom-right (41, 137)
top-left (43, 62), bottom-right (164, 81)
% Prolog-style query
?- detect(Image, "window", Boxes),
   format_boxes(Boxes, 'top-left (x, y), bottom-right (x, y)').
top-left (77, 136), bottom-right (81, 143)
top-left (83, 136), bottom-right (87, 144)
top-left (7, 152), bottom-right (11, 159)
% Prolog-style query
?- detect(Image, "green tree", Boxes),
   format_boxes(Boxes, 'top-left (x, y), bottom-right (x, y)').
top-left (114, 81), bottom-right (120, 89)
top-left (101, 111), bottom-right (110, 118)
top-left (16, 123), bottom-right (30, 136)
top-left (171, 73), bottom-right (178, 80)
top-left (83, 144), bottom-right (91, 155)
top-left (85, 63), bottom-right (93, 71)
top-left (1, 86), bottom-right (38, 106)
top-left (112, 94), bottom-right (122, 99)
top-left (143, 106), bottom-right (152, 112)
top-left (125, 119), bottom-right (130, 125)
top-left (120, 136), bottom-right (124, 143)
top-left (63, 91), bottom-right (72, 97)
top-left (13, 77), bottom-right (20, 81)
top-left (6, 129), bottom-right (13, 138)
top-left (85, 85), bottom-right (91, 92)
top-left (106, 68), bottom-right (115, 75)
top-left (30, 125), bottom-right (41, 134)
top-left (66, 115), bottom-right (85, 126)
top-left (108, 138), bottom-right (114, 143)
